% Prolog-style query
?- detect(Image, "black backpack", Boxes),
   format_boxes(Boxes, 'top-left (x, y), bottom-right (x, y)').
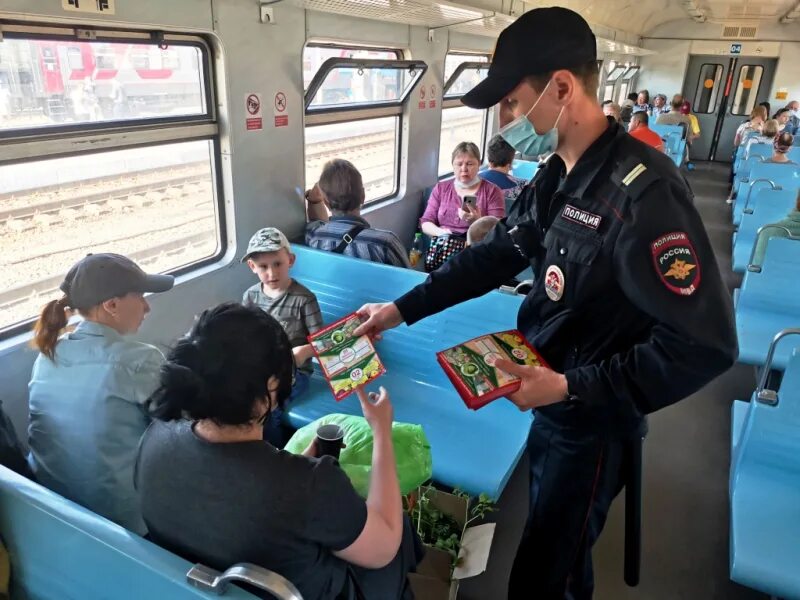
top-left (0, 400), bottom-right (34, 480)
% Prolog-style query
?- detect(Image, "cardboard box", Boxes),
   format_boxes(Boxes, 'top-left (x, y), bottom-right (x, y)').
top-left (408, 490), bottom-right (496, 600)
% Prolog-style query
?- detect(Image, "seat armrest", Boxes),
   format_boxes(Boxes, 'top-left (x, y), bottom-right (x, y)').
top-left (187, 563), bottom-right (303, 600)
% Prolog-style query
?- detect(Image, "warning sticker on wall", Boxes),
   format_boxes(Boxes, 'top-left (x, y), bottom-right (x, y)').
top-left (245, 93), bottom-right (263, 131)
top-left (273, 91), bottom-right (288, 127)
top-left (776, 88), bottom-right (789, 101)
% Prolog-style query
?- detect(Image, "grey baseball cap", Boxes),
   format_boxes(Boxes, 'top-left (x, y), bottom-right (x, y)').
top-left (60, 253), bottom-right (174, 310)
top-left (241, 227), bottom-right (291, 262)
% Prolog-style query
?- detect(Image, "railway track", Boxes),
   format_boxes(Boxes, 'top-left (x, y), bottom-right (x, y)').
top-left (0, 229), bottom-right (215, 312)
top-left (2, 121), bottom-right (476, 322)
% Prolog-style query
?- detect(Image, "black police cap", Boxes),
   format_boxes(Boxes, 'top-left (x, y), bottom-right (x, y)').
top-left (462, 7), bottom-right (597, 110)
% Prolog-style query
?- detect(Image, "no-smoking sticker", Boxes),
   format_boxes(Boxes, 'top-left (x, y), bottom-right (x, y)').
top-left (274, 91), bottom-right (288, 127)
top-left (245, 92), bottom-right (262, 131)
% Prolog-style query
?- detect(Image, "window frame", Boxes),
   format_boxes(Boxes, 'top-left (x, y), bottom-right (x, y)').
top-left (442, 61), bottom-right (489, 100)
top-left (303, 46), bottom-right (425, 205)
top-left (0, 24), bottom-right (225, 340)
top-left (605, 65), bottom-right (627, 83)
top-left (304, 57), bottom-right (428, 115)
top-left (438, 54), bottom-right (491, 179)
top-left (620, 66), bottom-right (640, 82)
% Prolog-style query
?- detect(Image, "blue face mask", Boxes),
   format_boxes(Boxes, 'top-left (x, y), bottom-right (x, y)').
top-left (499, 79), bottom-right (564, 156)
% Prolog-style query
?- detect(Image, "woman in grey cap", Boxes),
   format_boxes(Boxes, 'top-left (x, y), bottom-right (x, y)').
top-left (27, 253), bottom-right (173, 535)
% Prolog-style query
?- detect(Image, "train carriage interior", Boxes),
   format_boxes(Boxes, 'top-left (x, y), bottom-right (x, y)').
top-left (0, 0), bottom-right (798, 598)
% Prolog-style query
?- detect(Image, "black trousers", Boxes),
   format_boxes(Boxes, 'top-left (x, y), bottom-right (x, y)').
top-left (508, 416), bottom-right (628, 600)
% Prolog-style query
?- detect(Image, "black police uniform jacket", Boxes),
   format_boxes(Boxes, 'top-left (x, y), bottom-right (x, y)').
top-left (396, 120), bottom-right (738, 435)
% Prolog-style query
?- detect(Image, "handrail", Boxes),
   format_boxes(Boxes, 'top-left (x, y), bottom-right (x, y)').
top-left (754, 329), bottom-right (800, 406)
top-left (746, 225), bottom-right (796, 272)
top-left (742, 178), bottom-right (781, 215)
top-left (187, 563), bottom-right (303, 600)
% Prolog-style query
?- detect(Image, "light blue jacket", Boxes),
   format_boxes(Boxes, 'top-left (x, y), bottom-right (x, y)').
top-left (28, 320), bottom-right (164, 535)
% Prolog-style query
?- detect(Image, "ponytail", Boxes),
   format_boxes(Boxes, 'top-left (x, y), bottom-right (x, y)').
top-left (148, 341), bottom-right (212, 421)
top-left (31, 296), bottom-right (70, 361)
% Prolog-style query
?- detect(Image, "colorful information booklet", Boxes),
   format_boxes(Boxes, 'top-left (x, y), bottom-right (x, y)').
top-left (436, 330), bottom-right (549, 410)
top-left (308, 312), bottom-right (386, 401)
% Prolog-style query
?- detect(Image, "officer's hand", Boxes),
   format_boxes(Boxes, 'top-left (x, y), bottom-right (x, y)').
top-left (494, 358), bottom-right (569, 411)
top-left (353, 302), bottom-right (404, 338)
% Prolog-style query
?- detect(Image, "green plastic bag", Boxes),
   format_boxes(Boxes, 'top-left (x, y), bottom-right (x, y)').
top-left (285, 414), bottom-right (432, 497)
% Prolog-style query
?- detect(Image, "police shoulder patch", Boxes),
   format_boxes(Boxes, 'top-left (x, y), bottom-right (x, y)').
top-left (650, 232), bottom-right (701, 296)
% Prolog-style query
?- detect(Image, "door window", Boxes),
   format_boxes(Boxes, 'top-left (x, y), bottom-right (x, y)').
top-left (693, 64), bottom-right (724, 114)
top-left (731, 65), bottom-right (764, 116)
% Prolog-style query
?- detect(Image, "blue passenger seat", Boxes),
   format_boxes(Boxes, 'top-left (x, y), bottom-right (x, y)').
top-left (0, 466), bottom-right (264, 599)
top-left (730, 341), bottom-right (800, 599)
top-left (287, 246), bottom-right (532, 499)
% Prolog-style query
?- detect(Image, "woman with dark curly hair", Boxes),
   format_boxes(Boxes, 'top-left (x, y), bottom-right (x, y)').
top-left (136, 302), bottom-right (422, 599)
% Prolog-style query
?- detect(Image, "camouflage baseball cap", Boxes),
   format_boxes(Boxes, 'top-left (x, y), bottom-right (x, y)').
top-left (241, 227), bottom-right (292, 262)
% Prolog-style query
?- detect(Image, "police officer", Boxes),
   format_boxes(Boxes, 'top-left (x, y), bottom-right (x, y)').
top-left (355, 7), bottom-right (737, 599)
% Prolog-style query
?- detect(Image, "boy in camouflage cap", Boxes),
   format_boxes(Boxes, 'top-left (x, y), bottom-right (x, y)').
top-left (242, 227), bottom-right (322, 446)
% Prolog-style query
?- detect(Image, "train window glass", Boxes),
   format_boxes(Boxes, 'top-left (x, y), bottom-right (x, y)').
top-left (620, 66), bottom-right (640, 81)
top-left (305, 116), bottom-right (398, 205)
top-left (444, 53), bottom-right (489, 82)
top-left (306, 63), bottom-right (417, 109)
top-left (617, 83), bottom-right (630, 106)
top-left (731, 65), bottom-right (764, 116)
top-left (0, 38), bottom-right (207, 131)
top-left (439, 53), bottom-right (490, 177)
top-left (0, 140), bottom-right (219, 333)
top-left (303, 44), bottom-right (425, 204)
top-left (303, 45), bottom-right (401, 90)
top-left (438, 106), bottom-right (487, 176)
top-left (605, 66), bottom-right (627, 83)
top-left (443, 64), bottom-right (489, 99)
top-left (693, 64), bottom-right (724, 114)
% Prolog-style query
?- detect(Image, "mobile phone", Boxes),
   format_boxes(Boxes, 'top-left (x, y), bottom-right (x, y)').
top-left (462, 196), bottom-right (477, 210)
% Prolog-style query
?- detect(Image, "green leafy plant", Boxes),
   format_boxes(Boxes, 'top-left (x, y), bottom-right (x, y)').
top-left (405, 485), bottom-right (497, 569)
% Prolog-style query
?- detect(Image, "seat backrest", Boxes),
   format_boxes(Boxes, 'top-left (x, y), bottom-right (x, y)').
top-left (745, 143), bottom-right (772, 160)
top-left (511, 159), bottom-right (538, 181)
top-left (0, 467), bottom-right (258, 599)
top-left (749, 161), bottom-right (800, 185)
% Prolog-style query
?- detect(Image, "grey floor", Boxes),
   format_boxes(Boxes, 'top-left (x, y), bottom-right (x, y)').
top-left (459, 162), bottom-right (767, 600)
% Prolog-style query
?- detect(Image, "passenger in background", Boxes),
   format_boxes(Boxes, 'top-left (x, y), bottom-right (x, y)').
top-left (650, 93), bottom-right (669, 118)
top-left (680, 100), bottom-right (701, 139)
top-left (421, 141), bottom-right (505, 239)
top-left (628, 112), bottom-right (665, 152)
top-left (786, 100), bottom-right (799, 134)
top-left (620, 92), bottom-right (638, 125)
top-left (602, 101), bottom-right (621, 123)
top-left (734, 105), bottom-right (767, 147)
top-left (657, 94), bottom-right (697, 141)
top-left (137, 303), bottom-right (422, 600)
top-left (306, 159), bottom-right (411, 268)
top-left (751, 190), bottom-right (800, 266)
top-left (28, 253), bottom-right (174, 535)
top-left (744, 119), bottom-right (780, 156)
top-left (773, 107), bottom-right (792, 133)
top-left (759, 101), bottom-right (771, 118)
top-left (466, 216), bottom-right (500, 247)
top-left (767, 132), bottom-right (796, 164)
top-left (633, 90), bottom-right (650, 113)
top-left (241, 227), bottom-right (322, 446)
top-left (480, 135), bottom-right (526, 212)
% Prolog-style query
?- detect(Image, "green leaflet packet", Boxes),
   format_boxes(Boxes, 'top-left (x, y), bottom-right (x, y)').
top-left (308, 312), bottom-right (386, 400)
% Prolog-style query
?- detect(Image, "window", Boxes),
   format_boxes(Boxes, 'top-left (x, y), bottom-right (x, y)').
top-left (0, 31), bottom-right (221, 336)
top-left (731, 65), bottom-right (764, 116)
top-left (303, 44), bottom-right (425, 205)
top-left (603, 65), bottom-right (626, 103)
top-left (616, 66), bottom-right (640, 105)
top-left (438, 53), bottom-right (490, 176)
top-left (693, 63), bottom-right (724, 114)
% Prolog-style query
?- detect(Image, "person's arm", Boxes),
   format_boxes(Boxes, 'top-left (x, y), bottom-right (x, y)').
top-left (394, 218), bottom-right (535, 326)
top-left (302, 296), bottom-right (324, 335)
top-left (333, 387), bottom-right (402, 568)
top-left (385, 234), bottom-right (412, 268)
top-left (420, 184), bottom-right (451, 236)
top-left (484, 183), bottom-right (507, 218)
top-left (305, 183), bottom-right (329, 222)
top-left (565, 178), bottom-right (737, 415)
top-left (130, 346), bottom-right (167, 416)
